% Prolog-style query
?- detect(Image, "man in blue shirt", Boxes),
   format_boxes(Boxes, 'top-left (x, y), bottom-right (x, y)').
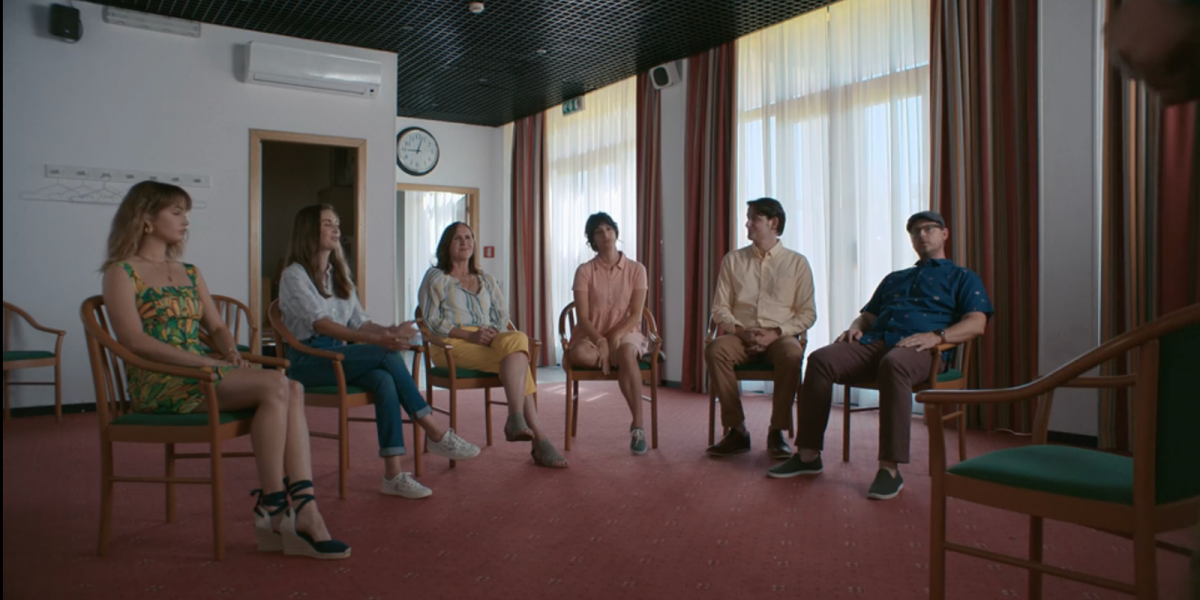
top-left (768, 211), bottom-right (993, 500)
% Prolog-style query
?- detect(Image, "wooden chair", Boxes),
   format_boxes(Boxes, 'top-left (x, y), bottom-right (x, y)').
top-left (211, 295), bottom-right (260, 355)
top-left (557, 301), bottom-right (662, 451)
top-left (81, 295), bottom-right (288, 560)
top-left (840, 338), bottom-right (975, 463)
top-left (919, 304), bottom-right (1200, 600)
top-left (414, 305), bottom-right (540, 467)
top-left (704, 318), bottom-right (805, 445)
top-left (269, 300), bottom-right (422, 499)
top-left (3, 301), bottom-right (66, 421)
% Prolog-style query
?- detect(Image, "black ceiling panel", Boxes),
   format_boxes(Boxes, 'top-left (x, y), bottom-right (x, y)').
top-left (90, 0), bottom-right (836, 126)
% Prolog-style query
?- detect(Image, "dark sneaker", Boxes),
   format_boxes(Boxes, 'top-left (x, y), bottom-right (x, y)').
top-left (766, 454), bottom-right (823, 478)
top-left (706, 428), bottom-right (751, 457)
top-left (867, 469), bottom-right (904, 500)
top-left (766, 430), bottom-right (793, 460)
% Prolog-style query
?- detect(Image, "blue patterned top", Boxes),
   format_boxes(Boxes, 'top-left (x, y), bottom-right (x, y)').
top-left (859, 258), bottom-right (994, 348)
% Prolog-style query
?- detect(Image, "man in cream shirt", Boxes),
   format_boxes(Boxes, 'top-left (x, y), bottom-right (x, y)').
top-left (705, 198), bottom-right (816, 460)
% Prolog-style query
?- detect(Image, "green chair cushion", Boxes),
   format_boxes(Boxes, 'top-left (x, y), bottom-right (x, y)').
top-left (111, 409), bottom-right (256, 427)
top-left (734, 361), bottom-right (774, 372)
top-left (429, 366), bottom-right (497, 380)
top-left (936, 368), bottom-right (963, 383)
top-left (198, 344), bottom-right (252, 354)
top-left (3, 350), bottom-right (55, 362)
top-left (948, 445), bottom-right (1133, 505)
top-left (1155, 323), bottom-right (1200, 504)
top-left (305, 385), bottom-right (369, 395)
top-left (572, 360), bottom-right (653, 372)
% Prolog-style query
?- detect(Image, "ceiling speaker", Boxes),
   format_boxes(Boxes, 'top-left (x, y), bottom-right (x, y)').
top-left (650, 62), bottom-right (679, 90)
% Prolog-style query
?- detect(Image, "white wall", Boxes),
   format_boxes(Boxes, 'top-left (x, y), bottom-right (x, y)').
top-left (1038, 0), bottom-right (1102, 436)
top-left (395, 118), bottom-right (507, 308)
top-left (2, 1), bottom-right (398, 410)
top-left (660, 63), bottom-right (690, 384)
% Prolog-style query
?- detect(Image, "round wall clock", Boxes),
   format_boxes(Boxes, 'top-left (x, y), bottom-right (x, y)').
top-left (396, 127), bottom-right (440, 176)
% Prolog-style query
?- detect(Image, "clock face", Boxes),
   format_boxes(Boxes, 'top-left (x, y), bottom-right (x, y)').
top-left (396, 127), bottom-right (440, 176)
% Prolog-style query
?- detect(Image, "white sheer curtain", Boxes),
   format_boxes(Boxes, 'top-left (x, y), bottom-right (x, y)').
top-left (546, 77), bottom-right (638, 361)
top-left (402, 190), bottom-right (466, 321)
top-left (736, 0), bottom-right (930, 354)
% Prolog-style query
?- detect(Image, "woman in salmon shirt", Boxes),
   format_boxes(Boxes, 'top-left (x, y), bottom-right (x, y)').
top-left (567, 213), bottom-right (651, 454)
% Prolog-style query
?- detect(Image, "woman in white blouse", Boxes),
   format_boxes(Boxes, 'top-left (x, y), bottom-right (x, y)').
top-left (278, 205), bottom-right (481, 499)
top-left (419, 222), bottom-right (568, 468)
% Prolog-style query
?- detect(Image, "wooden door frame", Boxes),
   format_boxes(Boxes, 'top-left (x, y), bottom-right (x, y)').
top-left (395, 183), bottom-right (480, 232)
top-left (249, 130), bottom-right (368, 340)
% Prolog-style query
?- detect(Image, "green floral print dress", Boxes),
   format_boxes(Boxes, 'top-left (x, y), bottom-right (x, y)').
top-left (121, 262), bottom-right (232, 414)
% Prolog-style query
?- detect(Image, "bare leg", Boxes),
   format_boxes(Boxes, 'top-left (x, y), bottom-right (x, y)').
top-left (614, 343), bottom-right (644, 429)
top-left (568, 341), bottom-right (601, 369)
top-left (217, 370), bottom-right (331, 542)
top-left (499, 351), bottom-right (530, 414)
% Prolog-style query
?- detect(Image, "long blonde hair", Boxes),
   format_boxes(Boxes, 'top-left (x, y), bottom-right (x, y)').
top-left (285, 204), bottom-right (354, 299)
top-left (101, 181), bottom-right (193, 272)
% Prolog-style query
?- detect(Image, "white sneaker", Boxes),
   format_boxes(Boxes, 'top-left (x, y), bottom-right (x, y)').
top-left (427, 428), bottom-right (481, 460)
top-left (381, 473), bottom-right (432, 499)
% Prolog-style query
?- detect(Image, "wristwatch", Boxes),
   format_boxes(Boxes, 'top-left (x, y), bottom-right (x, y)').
top-left (934, 329), bottom-right (947, 343)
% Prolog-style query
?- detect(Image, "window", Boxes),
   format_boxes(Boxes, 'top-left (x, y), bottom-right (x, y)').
top-left (545, 77), bottom-right (638, 360)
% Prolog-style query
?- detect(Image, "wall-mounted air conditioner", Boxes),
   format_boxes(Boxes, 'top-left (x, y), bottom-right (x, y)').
top-left (244, 41), bottom-right (382, 98)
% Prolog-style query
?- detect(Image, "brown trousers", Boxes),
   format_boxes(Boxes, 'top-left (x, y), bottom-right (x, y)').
top-left (797, 340), bottom-right (932, 464)
top-left (705, 334), bottom-right (804, 431)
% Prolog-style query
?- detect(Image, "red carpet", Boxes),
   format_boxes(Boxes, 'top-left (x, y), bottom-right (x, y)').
top-left (3, 383), bottom-right (1191, 599)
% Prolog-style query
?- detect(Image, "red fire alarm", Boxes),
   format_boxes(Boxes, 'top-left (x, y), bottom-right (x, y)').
top-left (484, 246), bottom-right (495, 258)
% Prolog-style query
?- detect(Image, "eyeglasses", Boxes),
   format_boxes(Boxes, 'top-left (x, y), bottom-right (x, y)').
top-left (910, 224), bottom-right (944, 236)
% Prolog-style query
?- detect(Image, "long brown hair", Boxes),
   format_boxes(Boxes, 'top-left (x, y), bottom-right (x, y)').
top-left (101, 181), bottom-right (193, 271)
top-left (434, 221), bottom-right (480, 275)
top-left (285, 204), bottom-right (353, 299)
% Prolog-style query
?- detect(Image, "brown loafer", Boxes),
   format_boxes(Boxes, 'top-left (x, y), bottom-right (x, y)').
top-left (706, 428), bottom-right (751, 457)
top-left (766, 429), bottom-right (793, 460)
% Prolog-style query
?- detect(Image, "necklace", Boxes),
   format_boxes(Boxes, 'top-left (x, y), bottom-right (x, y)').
top-left (137, 254), bottom-right (173, 283)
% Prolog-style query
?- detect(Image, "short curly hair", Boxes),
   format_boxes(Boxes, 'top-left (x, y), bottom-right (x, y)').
top-left (584, 212), bottom-right (620, 252)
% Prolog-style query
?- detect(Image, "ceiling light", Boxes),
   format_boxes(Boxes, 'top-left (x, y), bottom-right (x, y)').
top-left (102, 7), bottom-right (201, 37)
top-left (468, 2), bottom-right (484, 14)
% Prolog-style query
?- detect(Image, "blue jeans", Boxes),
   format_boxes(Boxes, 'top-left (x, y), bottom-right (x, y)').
top-left (286, 336), bottom-right (431, 457)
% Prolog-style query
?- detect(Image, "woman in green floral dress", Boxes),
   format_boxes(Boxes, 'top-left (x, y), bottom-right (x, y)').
top-left (100, 181), bottom-right (349, 559)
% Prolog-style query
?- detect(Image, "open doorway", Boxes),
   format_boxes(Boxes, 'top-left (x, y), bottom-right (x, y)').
top-left (396, 184), bottom-right (479, 324)
top-left (250, 130), bottom-right (367, 350)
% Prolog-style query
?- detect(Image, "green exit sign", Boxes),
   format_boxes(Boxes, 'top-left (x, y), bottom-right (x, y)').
top-left (562, 96), bottom-right (585, 115)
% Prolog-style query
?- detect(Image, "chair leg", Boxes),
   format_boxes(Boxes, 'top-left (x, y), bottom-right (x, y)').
top-left (54, 362), bottom-right (62, 422)
top-left (564, 374), bottom-right (573, 451)
top-left (708, 388), bottom-right (717, 446)
top-left (842, 385), bottom-right (851, 462)
top-left (1133, 513), bottom-right (1158, 600)
top-left (451, 388), bottom-right (461, 469)
top-left (930, 487), bottom-right (947, 600)
top-left (2, 369), bottom-right (10, 421)
top-left (338, 405), bottom-right (349, 499)
top-left (210, 442), bottom-right (225, 561)
top-left (165, 444), bottom-right (177, 523)
top-left (650, 376), bottom-right (659, 449)
top-left (956, 408), bottom-right (967, 462)
top-left (483, 387), bottom-right (493, 448)
top-left (1029, 516), bottom-right (1043, 600)
top-left (413, 420), bottom-right (423, 478)
top-left (571, 381), bottom-right (580, 437)
top-left (97, 439), bottom-right (115, 556)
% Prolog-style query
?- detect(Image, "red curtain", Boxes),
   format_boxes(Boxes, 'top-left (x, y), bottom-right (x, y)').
top-left (509, 113), bottom-right (553, 366)
top-left (931, 0), bottom-right (1041, 432)
top-left (682, 43), bottom-right (737, 392)
top-left (637, 73), bottom-right (665, 347)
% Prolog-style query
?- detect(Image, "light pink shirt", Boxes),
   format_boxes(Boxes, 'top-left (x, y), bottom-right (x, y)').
top-left (572, 253), bottom-right (648, 337)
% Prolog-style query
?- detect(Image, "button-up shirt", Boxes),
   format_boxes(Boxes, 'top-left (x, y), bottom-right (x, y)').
top-left (277, 262), bottom-right (371, 341)
top-left (859, 258), bottom-right (994, 348)
top-left (418, 267), bottom-right (509, 339)
top-left (711, 241), bottom-right (817, 337)
top-left (572, 253), bottom-right (648, 336)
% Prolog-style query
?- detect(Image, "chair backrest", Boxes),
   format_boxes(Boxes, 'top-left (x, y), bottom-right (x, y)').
top-left (79, 296), bottom-right (135, 425)
top-left (211, 295), bottom-right (259, 354)
top-left (558, 301), bottom-right (659, 342)
top-left (1154, 320), bottom-right (1200, 504)
top-left (266, 300), bottom-right (295, 360)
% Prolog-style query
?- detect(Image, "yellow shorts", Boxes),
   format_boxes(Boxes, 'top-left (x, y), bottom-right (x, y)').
top-left (428, 328), bottom-right (537, 397)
